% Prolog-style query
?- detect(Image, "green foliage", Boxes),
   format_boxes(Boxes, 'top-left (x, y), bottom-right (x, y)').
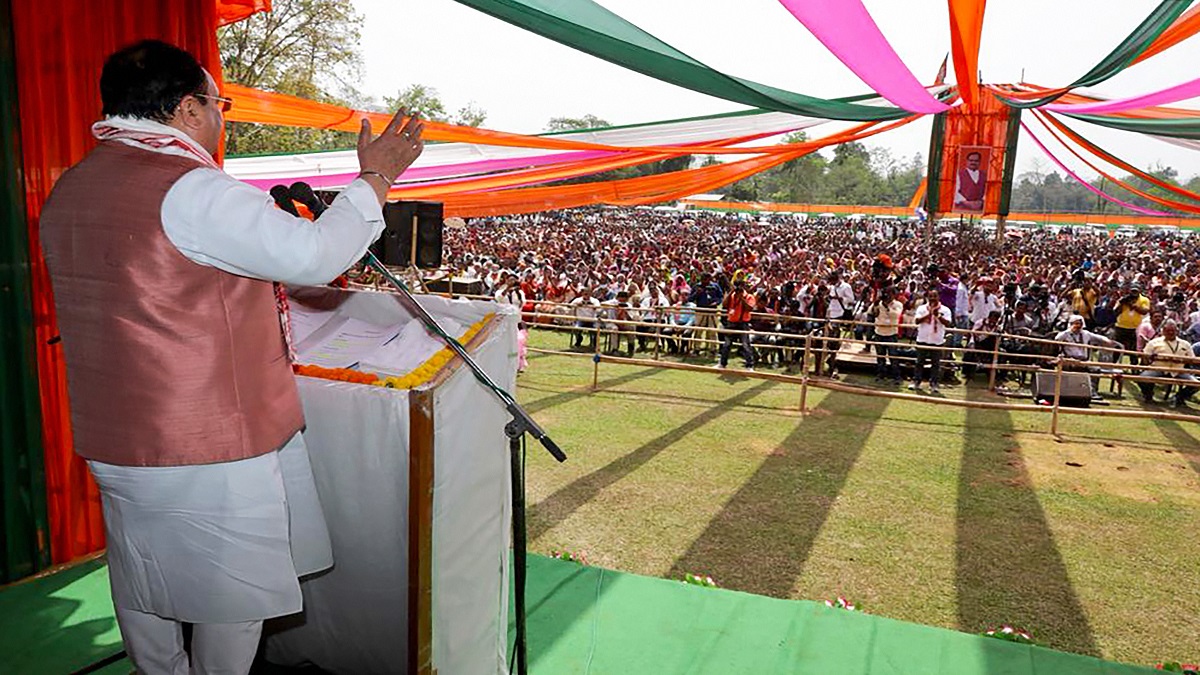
top-left (545, 115), bottom-right (612, 132)
top-left (218, 0), bottom-right (365, 155)
top-left (383, 85), bottom-right (488, 127)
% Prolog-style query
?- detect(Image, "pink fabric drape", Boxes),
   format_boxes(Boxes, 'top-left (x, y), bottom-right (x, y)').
top-left (1043, 76), bottom-right (1200, 114)
top-left (776, 0), bottom-right (949, 114)
top-left (1020, 121), bottom-right (1174, 216)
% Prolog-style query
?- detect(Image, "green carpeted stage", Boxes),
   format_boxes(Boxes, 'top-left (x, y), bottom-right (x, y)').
top-left (0, 555), bottom-right (1158, 674)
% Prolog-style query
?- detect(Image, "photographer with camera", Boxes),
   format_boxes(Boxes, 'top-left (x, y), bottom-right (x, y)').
top-left (718, 271), bottom-right (756, 369)
top-left (1113, 284), bottom-right (1151, 364)
top-left (869, 285), bottom-right (904, 383)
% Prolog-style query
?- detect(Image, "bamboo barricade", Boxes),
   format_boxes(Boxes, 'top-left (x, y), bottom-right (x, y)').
top-left (508, 300), bottom-right (1200, 433)
top-left (507, 296), bottom-right (1200, 383)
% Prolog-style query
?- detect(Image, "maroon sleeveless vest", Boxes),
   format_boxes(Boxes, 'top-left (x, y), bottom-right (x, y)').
top-left (40, 142), bottom-right (304, 466)
top-left (958, 168), bottom-right (985, 202)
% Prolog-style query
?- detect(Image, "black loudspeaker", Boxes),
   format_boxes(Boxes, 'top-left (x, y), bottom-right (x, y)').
top-left (372, 200), bottom-right (443, 269)
top-left (1034, 371), bottom-right (1092, 407)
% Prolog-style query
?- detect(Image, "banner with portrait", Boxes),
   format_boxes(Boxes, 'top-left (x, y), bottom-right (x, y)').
top-left (926, 91), bottom-right (1021, 218)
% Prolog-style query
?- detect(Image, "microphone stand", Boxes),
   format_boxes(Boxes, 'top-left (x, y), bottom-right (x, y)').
top-left (286, 182), bottom-right (561, 674)
top-left (363, 253), bottom-right (564, 675)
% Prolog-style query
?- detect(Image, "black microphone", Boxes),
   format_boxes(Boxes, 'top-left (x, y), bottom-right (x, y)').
top-left (290, 182), bottom-right (328, 218)
top-left (269, 185), bottom-right (300, 217)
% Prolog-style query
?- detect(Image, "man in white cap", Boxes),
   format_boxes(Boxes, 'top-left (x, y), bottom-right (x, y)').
top-left (1053, 314), bottom-right (1121, 400)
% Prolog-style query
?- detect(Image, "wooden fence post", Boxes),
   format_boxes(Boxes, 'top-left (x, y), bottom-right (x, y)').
top-left (800, 334), bottom-right (812, 413)
top-left (988, 336), bottom-right (1001, 392)
top-left (1050, 358), bottom-right (1064, 436)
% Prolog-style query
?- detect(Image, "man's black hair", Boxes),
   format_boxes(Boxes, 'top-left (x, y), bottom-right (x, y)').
top-left (100, 40), bottom-right (208, 123)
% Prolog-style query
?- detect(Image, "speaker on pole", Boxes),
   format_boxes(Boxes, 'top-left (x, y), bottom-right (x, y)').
top-left (373, 200), bottom-right (444, 269)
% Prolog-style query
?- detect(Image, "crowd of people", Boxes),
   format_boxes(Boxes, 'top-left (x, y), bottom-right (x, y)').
top-left (445, 207), bottom-right (1200, 406)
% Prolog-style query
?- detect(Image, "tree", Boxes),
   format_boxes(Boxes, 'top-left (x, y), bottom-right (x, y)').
top-left (545, 115), bottom-right (611, 132)
top-left (384, 84), bottom-right (487, 127)
top-left (218, 0), bottom-right (365, 155)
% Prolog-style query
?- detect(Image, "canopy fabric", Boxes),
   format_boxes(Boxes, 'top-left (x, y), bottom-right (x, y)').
top-left (1028, 112), bottom-right (1200, 214)
top-left (225, 102), bottom-right (837, 189)
top-left (1020, 120), bottom-right (1174, 216)
top-left (1064, 113), bottom-right (1200, 140)
top-left (429, 117), bottom-right (917, 217)
top-left (997, 0), bottom-right (1190, 109)
top-left (947, 0), bottom-right (987, 108)
top-left (224, 83), bottom-right (919, 154)
top-left (1044, 76), bottom-right (1200, 115)
top-left (993, 84), bottom-right (1200, 119)
top-left (449, 0), bottom-right (925, 121)
top-left (1040, 112), bottom-right (1200, 204)
top-left (774, 0), bottom-right (950, 114)
top-left (1131, 3), bottom-right (1200, 65)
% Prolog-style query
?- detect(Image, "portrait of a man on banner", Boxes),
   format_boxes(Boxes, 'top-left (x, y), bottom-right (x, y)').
top-left (953, 146), bottom-right (990, 213)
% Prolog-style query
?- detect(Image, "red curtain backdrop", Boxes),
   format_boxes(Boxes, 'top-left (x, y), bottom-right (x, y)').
top-left (931, 91), bottom-right (1015, 217)
top-left (10, 0), bottom-right (224, 563)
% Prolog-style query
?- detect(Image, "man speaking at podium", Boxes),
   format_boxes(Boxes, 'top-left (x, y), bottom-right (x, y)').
top-left (40, 40), bottom-right (424, 674)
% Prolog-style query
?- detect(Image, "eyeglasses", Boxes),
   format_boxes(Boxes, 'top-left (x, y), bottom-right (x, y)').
top-left (195, 93), bottom-right (233, 113)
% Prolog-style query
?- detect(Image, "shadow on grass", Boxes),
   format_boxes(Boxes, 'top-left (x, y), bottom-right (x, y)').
top-left (523, 366), bottom-right (661, 415)
top-left (666, 390), bottom-right (888, 598)
top-left (957, 387), bottom-right (1099, 657)
top-left (529, 381), bottom-right (777, 541)
top-left (1151, 419), bottom-right (1200, 477)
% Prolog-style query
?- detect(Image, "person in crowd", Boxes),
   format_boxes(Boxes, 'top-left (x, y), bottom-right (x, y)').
top-left (570, 286), bottom-right (601, 349)
top-left (1054, 314), bottom-right (1122, 400)
top-left (39, 40), bottom-right (424, 673)
top-left (719, 272), bottom-right (756, 369)
top-left (1138, 319), bottom-right (1197, 407)
top-left (1137, 309), bottom-right (1165, 352)
top-left (689, 272), bottom-right (723, 356)
top-left (1113, 284), bottom-right (1151, 363)
top-left (869, 285), bottom-right (904, 383)
top-left (911, 288), bottom-right (952, 394)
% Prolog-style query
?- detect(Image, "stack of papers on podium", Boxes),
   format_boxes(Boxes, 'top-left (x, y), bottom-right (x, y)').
top-left (292, 304), bottom-right (468, 377)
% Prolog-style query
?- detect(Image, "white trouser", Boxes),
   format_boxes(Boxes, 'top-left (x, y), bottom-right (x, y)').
top-left (116, 607), bottom-right (262, 675)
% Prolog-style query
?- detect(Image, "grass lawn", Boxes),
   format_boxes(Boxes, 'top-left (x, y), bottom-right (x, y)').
top-left (516, 328), bottom-right (1200, 668)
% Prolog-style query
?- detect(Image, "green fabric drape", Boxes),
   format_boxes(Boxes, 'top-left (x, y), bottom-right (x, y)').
top-left (0, 0), bottom-right (51, 584)
top-left (453, 0), bottom-right (923, 121)
top-left (1065, 112), bottom-right (1200, 140)
top-left (1001, 0), bottom-right (1190, 109)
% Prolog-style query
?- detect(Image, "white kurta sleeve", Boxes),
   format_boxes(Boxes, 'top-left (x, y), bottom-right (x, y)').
top-left (162, 168), bottom-right (385, 285)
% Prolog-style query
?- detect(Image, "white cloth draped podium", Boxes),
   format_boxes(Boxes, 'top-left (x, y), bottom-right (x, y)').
top-left (264, 290), bottom-right (516, 675)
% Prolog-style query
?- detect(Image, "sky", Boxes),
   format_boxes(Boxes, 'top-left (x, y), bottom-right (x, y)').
top-left (353, 0), bottom-right (1200, 182)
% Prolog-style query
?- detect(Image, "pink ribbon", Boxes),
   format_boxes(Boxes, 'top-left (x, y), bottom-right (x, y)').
top-left (1020, 120), bottom-right (1175, 216)
top-left (1043, 76), bottom-right (1200, 114)
top-left (239, 149), bottom-right (614, 190)
top-left (776, 0), bottom-right (950, 114)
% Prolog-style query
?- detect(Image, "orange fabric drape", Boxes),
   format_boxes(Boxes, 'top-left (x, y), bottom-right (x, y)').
top-left (947, 0), bottom-right (987, 108)
top-left (908, 177), bottom-right (928, 210)
top-left (216, 0), bottom-right (271, 26)
top-left (11, 0), bottom-right (225, 563)
top-left (434, 118), bottom-right (917, 217)
top-left (1132, 4), bottom-right (1200, 65)
top-left (224, 84), bottom-right (854, 156)
top-left (1031, 111), bottom-right (1200, 214)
